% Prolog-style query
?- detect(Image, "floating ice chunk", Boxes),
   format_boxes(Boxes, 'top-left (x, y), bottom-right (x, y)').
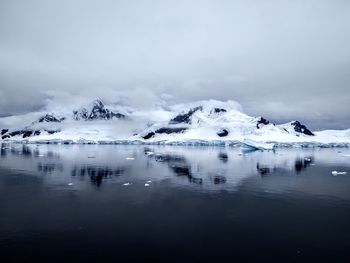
top-left (146, 180), bottom-right (152, 183)
top-left (123, 182), bottom-right (132, 186)
top-left (310, 163), bottom-right (316, 166)
top-left (126, 157), bottom-right (135, 160)
top-left (145, 183), bottom-right (150, 187)
top-left (68, 183), bottom-right (73, 186)
top-left (242, 139), bottom-right (275, 151)
top-left (37, 154), bottom-right (44, 157)
top-left (331, 171), bottom-right (347, 176)
top-left (304, 158), bottom-right (312, 162)
top-left (145, 151), bottom-right (154, 156)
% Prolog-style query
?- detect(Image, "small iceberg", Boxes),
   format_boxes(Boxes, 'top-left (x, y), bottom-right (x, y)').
top-left (125, 157), bottom-right (135, 160)
top-left (145, 183), bottom-right (150, 187)
top-left (331, 171), bottom-right (347, 176)
top-left (241, 139), bottom-right (275, 151)
top-left (123, 182), bottom-right (132, 186)
top-left (67, 183), bottom-right (73, 186)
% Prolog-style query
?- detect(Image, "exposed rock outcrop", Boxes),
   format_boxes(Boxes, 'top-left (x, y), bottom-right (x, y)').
top-left (169, 106), bottom-right (202, 124)
top-left (217, 129), bottom-right (229, 137)
top-left (291, 121), bottom-right (314, 136)
top-left (212, 108), bottom-right (227, 114)
top-left (142, 127), bottom-right (187, 139)
top-left (256, 117), bottom-right (270, 129)
top-left (155, 127), bottom-right (187, 134)
top-left (142, 132), bottom-right (155, 140)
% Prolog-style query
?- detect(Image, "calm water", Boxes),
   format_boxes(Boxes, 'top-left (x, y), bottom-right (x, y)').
top-left (1, 143), bottom-right (350, 262)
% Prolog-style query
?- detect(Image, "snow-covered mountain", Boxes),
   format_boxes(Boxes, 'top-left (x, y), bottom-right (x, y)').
top-left (72, 99), bottom-right (126, 121)
top-left (1, 99), bottom-right (349, 147)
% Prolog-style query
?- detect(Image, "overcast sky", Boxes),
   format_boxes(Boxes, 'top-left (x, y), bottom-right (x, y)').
top-left (0, 0), bottom-right (349, 129)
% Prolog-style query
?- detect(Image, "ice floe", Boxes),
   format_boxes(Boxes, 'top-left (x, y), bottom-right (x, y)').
top-left (331, 171), bottom-right (347, 176)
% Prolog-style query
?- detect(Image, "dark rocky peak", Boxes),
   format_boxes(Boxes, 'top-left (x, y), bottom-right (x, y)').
top-left (256, 117), bottom-right (270, 129)
top-left (291, 121), bottom-right (314, 136)
top-left (38, 114), bottom-right (65, 123)
top-left (73, 108), bottom-right (89, 120)
top-left (88, 100), bottom-right (125, 120)
top-left (169, 106), bottom-right (202, 124)
top-left (93, 99), bottom-right (104, 108)
top-left (1, 129), bottom-right (8, 135)
top-left (89, 99), bottom-right (109, 120)
top-left (73, 99), bottom-right (126, 121)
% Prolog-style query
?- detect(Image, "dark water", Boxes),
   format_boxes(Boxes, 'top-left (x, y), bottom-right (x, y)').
top-left (1, 143), bottom-right (350, 262)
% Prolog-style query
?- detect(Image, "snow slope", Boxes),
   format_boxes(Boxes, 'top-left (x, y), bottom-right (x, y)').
top-left (1, 99), bottom-right (349, 147)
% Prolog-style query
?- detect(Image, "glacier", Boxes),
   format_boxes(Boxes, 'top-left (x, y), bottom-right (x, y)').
top-left (0, 99), bottom-right (349, 148)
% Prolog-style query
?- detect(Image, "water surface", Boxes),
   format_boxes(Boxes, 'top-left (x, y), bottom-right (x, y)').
top-left (1, 144), bottom-right (350, 262)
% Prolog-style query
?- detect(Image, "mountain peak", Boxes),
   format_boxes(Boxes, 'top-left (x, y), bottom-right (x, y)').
top-left (92, 99), bottom-right (104, 108)
top-left (73, 99), bottom-right (126, 121)
top-left (38, 114), bottom-right (65, 123)
top-left (291, 121), bottom-right (314, 136)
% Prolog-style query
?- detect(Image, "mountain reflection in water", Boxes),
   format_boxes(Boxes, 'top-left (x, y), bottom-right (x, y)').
top-left (1, 143), bottom-right (350, 262)
top-left (1, 143), bottom-right (349, 191)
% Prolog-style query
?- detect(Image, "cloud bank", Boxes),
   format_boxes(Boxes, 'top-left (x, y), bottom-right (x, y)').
top-left (0, 0), bottom-right (349, 129)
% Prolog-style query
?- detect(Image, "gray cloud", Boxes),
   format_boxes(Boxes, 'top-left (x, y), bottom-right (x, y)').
top-left (0, 0), bottom-right (349, 129)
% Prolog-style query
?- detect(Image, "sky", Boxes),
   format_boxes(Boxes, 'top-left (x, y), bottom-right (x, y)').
top-left (0, 0), bottom-right (349, 129)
